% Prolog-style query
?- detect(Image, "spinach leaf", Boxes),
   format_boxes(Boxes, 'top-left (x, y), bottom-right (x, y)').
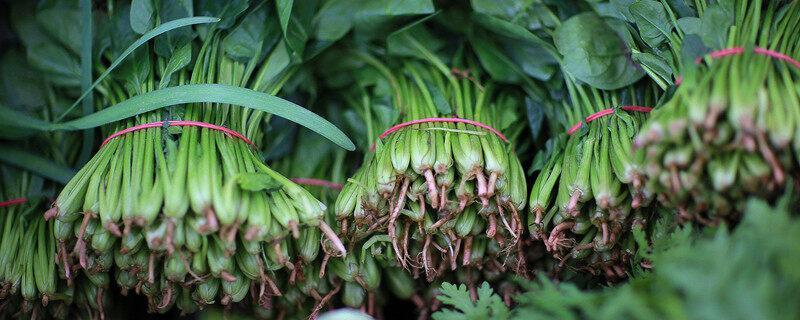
top-left (554, 13), bottom-right (644, 90)
top-left (159, 43), bottom-right (192, 89)
top-left (699, 4), bottom-right (733, 49)
top-left (11, 10), bottom-right (81, 87)
top-left (223, 4), bottom-right (270, 61)
top-left (154, 0), bottom-right (195, 57)
top-left (130, 0), bottom-right (157, 34)
top-left (314, 0), bottom-right (433, 42)
top-left (629, 0), bottom-right (672, 49)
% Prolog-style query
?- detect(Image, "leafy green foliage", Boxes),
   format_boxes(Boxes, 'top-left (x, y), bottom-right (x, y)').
top-left (554, 13), bottom-right (645, 90)
top-left (434, 198), bottom-right (800, 320)
top-left (434, 282), bottom-right (510, 320)
top-left (629, 0), bottom-right (672, 48)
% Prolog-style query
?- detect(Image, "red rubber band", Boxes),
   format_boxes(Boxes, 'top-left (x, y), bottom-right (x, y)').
top-left (675, 47), bottom-right (800, 85)
top-left (378, 118), bottom-right (509, 142)
top-left (290, 178), bottom-right (343, 191)
top-left (567, 106), bottom-right (653, 135)
top-left (101, 120), bottom-right (255, 147)
top-left (0, 198), bottom-right (27, 207)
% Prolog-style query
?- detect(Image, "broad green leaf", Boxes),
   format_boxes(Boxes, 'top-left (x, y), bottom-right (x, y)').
top-left (470, 29), bottom-right (523, 83)
top-left (314, 0), bottom-right (433, 42)
top-left (0, 52), bottom-right (46, 110)
top-left (699, 5), bottom-right (733, 49)
top-left (313, 0), bottom-right (357, 41)
top-left (667, 0), bottom-right (696, 17)
top-left (609, 0), bottom-right (636, 22)
top-left (525, 96), bottom-right (544, 140)
top-left (12, 11), bottom-right (81, 87)
top-left (633, 51), bottom-right (673, 84)
top-left (130, 0), bottom-right (157, 34)
top-left (59, 16), bottom-right (220, 121)
top-left (0, 146), bottom-right (75, 184)
top-left (425, 81), bottom-right (451, 114)
top-left (629, 0), bottom-right (672, 48)
top-left (386, 15), bottom-right (443, 61)
top-left (472, 13), bottom-right (558, 58)
top-left (677, 17), bottom-right (701, 35)
top-left (470, 0), bottom-right (533, 20)
top-left (159, 42), bottom-right (193, 89)
top-left (55, 84), bottom-right (355, 151)
top-left (236, 172), bottom-right (282, 191)
top-left (154, 0), bottom-right (195, 57)
top-left (0, 104), bottom-right (51, 139)
top-left (277, 0), bottom-right (294, 34)
top-left (36, 6), bottom-right (83, 55)
top-left (223, 4), bottom-right (269, 61)
top-left (196, 0), bottom-right (249, 30)
top-left (253, 41), bottom-right (292, 92)
top-left (554, 13), bottom-right (644, 90)
top-left (118, 47), bottom-right (151, 96)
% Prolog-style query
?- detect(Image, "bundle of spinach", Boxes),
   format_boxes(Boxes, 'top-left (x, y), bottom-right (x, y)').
top-left (0, 45), bottom-right (105, 317)
top-left (329, 42), bottom-right (529, 285)
top-left (7, 0), bottom-right (355, 315)
top-left (617, 0), bottom-right (800, 222)
top-left (527, 75), bottom-right (663, 280)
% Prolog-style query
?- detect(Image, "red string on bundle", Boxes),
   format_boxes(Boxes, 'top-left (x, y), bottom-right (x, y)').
top-left (370, 117), bottom-right (509, 152)
top-left (290, 178), bottom-right (344, 191)
top-left (378, 117), bottom-right (509, 142)
top-left (0, 198), bottom-right (28, 207)
top-left (674, 47), bottom-right (800, 85)
top-left (567, 106), bottom-right (653, 135)
top-left (101, 120), bottom-right (255, 147)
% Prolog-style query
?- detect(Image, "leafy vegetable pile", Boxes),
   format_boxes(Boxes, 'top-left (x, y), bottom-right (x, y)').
top-left (630, 0), bottom-right (800, 222)
top-left (332, 53), bottom-right (528, 282)
top-left (528, 77), bottom-right (662, 279)
top-left (434, 195), bottom-right (800, 320)
top-left (0, 0), bottom-right (799, 319)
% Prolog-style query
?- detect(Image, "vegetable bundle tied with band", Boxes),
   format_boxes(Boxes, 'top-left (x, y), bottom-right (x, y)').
top-left (528, 77), bottom-right (660, 277)
top-left (633, 0), bottom-right (800, 222)
top-left (334, 56), bottom-right (528, 282)
top-left (0, 167), bottom-right (111, 319)
top-left (42, 4), bottom-right (346, 314)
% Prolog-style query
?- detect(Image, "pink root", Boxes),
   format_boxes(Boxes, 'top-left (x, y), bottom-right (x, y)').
top-left (486, 214), bottom-right (497, 238)
top-left (318, 221), bottom-right (346, 257)
top-left (476, 170), bottom-right (489, 207)
top-left (424, 170), bottom-right (440, 209)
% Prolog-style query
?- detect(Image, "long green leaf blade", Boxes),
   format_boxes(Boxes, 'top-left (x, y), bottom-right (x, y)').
top-left (78, 0), bottom-right (94, 166)
top-left (55, 84), bottom-right (356, 151)
top-left (0, 146), bottom-right (76, 184)
top-left (57, 16), bottom-right (220, 121)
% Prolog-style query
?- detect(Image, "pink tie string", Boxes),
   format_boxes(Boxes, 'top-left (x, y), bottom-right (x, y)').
top-left (567, 106), bottom-right (653, 135)
top-left (674, 47), bottom-right (800, 85)
top-left (101, 120), bottom-right (255, 147)
top-left (290, 178), bottom-right (344, 191)
top-left (378, 118), bottom-right (508, 142)
top-left (371, 117), bottom-right (508, 152)
top-left (0, 198), bottom-right (28, 207)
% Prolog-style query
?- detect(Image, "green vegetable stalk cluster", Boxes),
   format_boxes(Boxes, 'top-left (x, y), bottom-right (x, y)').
top-left (0, 167), bottom-right (108, 319)
top-left (334, 54), bottom-right (528, 285)
top-left (44, 5), bottom-right (345, 314)
top-left (635, 0), bottom-right (800, 222)
top-left (528, 77), bottom-right (660, 277)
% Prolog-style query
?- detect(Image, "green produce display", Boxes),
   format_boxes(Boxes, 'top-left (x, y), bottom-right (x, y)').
top-left (528, 77), bottom-right (662, 278)
top-left (0, 0), bottom-right (798, 319)
top-left (630, 0), bottom-right (800, 221)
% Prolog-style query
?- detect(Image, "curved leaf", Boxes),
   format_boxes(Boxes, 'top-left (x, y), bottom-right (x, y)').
top-left (54, 84), bottom-right (355, 151)
top-left (0, 146), bottom-right (76, 184)
top-left (58, 16), bottom-right (221, 121)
